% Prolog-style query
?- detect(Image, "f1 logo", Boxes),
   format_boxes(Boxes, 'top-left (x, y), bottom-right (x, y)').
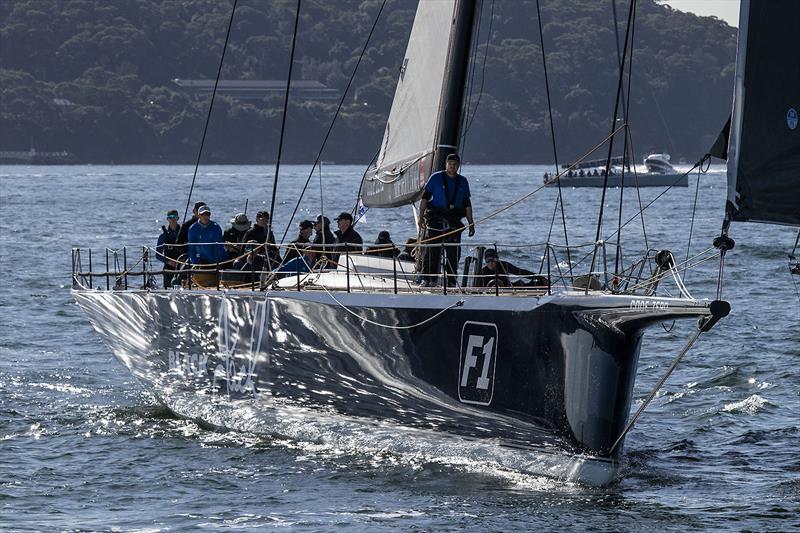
top-left (458, 321), bottom-right (498, 405)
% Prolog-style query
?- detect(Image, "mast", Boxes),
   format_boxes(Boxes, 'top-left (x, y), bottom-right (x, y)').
top-left (362, 0), bottom-right (478, 208)
top-left (431, 0), bottom-right (478, 172)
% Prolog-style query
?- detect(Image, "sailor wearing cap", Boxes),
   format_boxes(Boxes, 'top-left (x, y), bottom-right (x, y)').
top-left (417, 153), bottom-right (475, 286)
top-left (156, 209), bottom-right (182, 288)
top-left (312, 214), bottom-right (336, 260)
top-left (284, 220), bottom-right (315, 263)
top-left (243, 210), bottom-right (282, 268)
top-left (187, 205), bottom-right (227, 265)
top-left (334, 211), bottom-right (363, 255)
top-left (177, 201), bottom-right (207, 245)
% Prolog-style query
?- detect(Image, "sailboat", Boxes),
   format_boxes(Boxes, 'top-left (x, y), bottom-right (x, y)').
top-left (71, 0), bottom-right (797, 486)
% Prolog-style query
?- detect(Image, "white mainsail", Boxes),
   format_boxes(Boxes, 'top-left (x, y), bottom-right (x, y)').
top-left (362, 0), bottom-right (457, 208)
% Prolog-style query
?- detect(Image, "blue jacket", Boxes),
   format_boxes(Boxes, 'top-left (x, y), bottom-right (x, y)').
top-left (188, 220), bottom-right (226, 264)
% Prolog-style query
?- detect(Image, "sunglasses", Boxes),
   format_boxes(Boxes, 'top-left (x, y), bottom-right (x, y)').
top-left (199, 212), bottom-right (211, 217)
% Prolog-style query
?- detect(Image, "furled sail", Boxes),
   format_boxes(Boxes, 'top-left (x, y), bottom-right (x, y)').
top-left (362, 0), bottom-right (458, 208)
top-left (725, 0), bottom-right (800, 226)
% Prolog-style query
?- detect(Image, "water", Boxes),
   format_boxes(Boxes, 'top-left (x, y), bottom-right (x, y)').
top-left (1, 165), bottom-right (798, 531)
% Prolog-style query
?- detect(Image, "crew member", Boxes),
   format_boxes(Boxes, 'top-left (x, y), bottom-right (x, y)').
top-left (223, 212), bottom-right (251, 259)
top-left (477, 249), bottom-right (548, 288)
top-left (243, 210), bottom-right (281, 268)
top-left (370, 230), bottom-right (399, 258)
top-left (156, 209), bottom-right (182, 288)
top-left (284, 220), bottom-right (314, 263)
top-left (178, 201), bottom-right (205, 246)
top-left (312, 215), bottom-right (336, 264)
top-left (417, 153), bottom-right (475, 286)
top-left (188, 205), bottom-right (226, 265)
top-left (334, 212), bottom-right (363, 257)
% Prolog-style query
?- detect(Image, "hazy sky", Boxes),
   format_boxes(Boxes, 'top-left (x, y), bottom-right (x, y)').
top-left (661, 0), bottom-right (740, 27)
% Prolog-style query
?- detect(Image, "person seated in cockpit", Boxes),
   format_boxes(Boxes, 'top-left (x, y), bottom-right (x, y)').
top-left (476, 249), bottom-right (548, 288)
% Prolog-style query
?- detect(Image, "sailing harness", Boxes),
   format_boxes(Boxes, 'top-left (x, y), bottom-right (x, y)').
top-left (424, 173), bottom-right (468, 231)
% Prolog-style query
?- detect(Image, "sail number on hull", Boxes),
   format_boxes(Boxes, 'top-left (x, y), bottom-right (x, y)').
top-left (458, 321), bottom-right (498, 406)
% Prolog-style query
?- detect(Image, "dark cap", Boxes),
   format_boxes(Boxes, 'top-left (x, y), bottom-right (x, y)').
top-left (166, 209), bottom-right (179, 219)
top-left (376, 230), bottom-right (391, 244)
top-left (315, 215), bottom-right (330, 225)
top-left (335, 212), bottom-right (353, 222)
top-left (445, 153), bottom-right (460, 163)
top-left (484, 248), bottom-right (498, 260)
top-left (299, 220), bottom-right (314, 230)
top-left (193, 201), bottom-right (206, 211)
top-left (256, 210), bottom-right (270, 219)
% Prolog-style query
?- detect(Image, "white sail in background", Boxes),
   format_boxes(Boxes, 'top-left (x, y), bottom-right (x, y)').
top-left (362, 0), bottom-right (457, 208)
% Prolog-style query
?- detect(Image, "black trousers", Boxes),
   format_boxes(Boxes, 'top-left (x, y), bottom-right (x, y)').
top-left (422, 220), bottom-right (462, 285)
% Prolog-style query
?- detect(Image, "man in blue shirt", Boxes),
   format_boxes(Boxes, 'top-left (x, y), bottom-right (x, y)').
top-left (188, 205), bottom-right (226, 265)
top-left (417, 153), bottom-right (475, 286)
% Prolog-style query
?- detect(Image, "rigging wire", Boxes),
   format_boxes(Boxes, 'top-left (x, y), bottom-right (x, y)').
top-left (461, 0), bottom-right (495, 140)
top-left (589, 0), bottom-right (635, 286)
top-left (611, 0), bottom-right (651, 262)
top-left (459, 0), bottom-right (483, 156)
top-left (536, 0), bottom-right (572, 277)
top-left (278, 0), bottom-right (388, 246)
top-left (682, 161), bottom-right (703, 283)
top-left (268, 0), bottom-right (301, 237)
top-left (181, 0), bottom-right (239, 224)
top-left (612, 0), bottom-right (637, 288)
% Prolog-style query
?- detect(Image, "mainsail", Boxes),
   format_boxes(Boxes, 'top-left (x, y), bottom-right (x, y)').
top-left (362, 0), bottom-right (475, 208)
top-left (725, 0), bottom-right (800, 226)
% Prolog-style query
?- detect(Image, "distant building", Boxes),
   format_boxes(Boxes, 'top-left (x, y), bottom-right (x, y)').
top-left (172, 79), bottom-right (339, 101)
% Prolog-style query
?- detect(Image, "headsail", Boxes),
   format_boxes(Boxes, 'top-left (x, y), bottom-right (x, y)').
top-left (362, 0), bottom-right (475, 208)
top-left (725, 0), bottom-right (800, 226)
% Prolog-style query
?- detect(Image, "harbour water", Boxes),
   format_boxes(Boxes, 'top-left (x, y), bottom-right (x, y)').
top-left (1, 165), bottom-right (798, 531)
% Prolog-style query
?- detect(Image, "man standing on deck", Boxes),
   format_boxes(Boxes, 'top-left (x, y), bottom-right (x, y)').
top-left (243, 211), bottom-right (282, 268)
top-left (156, 209), bottom-right (182, 288)
top-left (417, 153), bottom-right (475, 286)
top-left (188, 205), bottom-right (226, 265)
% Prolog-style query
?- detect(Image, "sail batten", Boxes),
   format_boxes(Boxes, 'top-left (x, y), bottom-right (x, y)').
top-left (363, 0), bottom-right (464, 208)
top-left (726, 0), bottom-right (800, 226)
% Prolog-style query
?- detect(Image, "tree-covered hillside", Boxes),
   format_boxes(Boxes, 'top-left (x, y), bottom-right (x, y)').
top-left (0, 0), bottom-right (736, 164)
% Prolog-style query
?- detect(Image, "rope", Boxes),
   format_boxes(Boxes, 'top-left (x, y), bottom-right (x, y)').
top-left (278, 0), bottom-right (388, 247)
top-left (181, 0), bottom-right (238, 224)
top-left (421, 125), bottom-right (626, 247)
top-left (319, 282), bottom-right (465, 330)
top-left (609, 324), bottom-right (705, 453)
top-left (268, 0), bottom-right (301, 234)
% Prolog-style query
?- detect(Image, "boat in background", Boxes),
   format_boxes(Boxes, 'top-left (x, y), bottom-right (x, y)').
top-left (544, 152), bottom-right (688, 187)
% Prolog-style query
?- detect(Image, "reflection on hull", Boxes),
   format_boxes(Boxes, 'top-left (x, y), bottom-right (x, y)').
top-left (72, 288), bottom-right (711, 486)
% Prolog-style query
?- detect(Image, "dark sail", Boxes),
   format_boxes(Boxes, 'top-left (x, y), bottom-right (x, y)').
top-left (726, 0), bottom-right (800, 226)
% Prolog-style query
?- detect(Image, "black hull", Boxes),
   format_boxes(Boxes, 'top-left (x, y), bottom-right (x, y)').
top-left (73, 288), bottom-right (712, 485)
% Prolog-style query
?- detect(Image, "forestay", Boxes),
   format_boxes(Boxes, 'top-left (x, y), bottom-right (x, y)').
top-left (725, 0), bottom-right (800, 226)
top-left (362, 0), bottom-right (457, 208)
